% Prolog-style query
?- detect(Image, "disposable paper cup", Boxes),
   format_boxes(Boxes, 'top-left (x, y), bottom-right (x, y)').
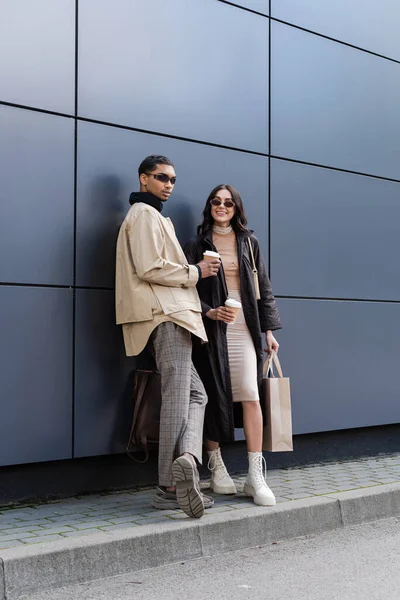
top-left (203, 250), bottom-right (221, 262)
top-left (225, 298), bottom-right (242, 323)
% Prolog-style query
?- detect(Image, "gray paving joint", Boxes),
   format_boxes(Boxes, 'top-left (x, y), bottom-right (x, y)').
top-left (1, 485), bottom-right (400, 600)
top-left (0, 453), bottom-right (400, 599)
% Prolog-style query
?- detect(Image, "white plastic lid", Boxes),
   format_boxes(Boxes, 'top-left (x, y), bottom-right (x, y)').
top-left (225, 298), bottom-right (242, 309)
top-left (204, 250), bottom-right (220, 258)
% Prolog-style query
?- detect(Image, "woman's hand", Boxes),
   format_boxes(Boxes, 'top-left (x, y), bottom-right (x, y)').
top-left (265, 330), bottom-right (279, 355)
top-left (196, 259), bottom-right (220, 278)
top-left (206, 306), bottom-right (236, 324)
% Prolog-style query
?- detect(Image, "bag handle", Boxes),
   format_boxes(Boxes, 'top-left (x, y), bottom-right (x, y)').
top-left (248, 239), bottom-right (261, 301)
top-left (263, 351), bottom-right (284, 378)
top-left (126, 370), bottom-right (150, 454)
top-left (248, 238), bottom-right (258, 275)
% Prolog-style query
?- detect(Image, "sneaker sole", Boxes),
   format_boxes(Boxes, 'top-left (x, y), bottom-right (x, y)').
top-left (172, 456), bottom-right (204, 518)
top-left (152, 494), bottom-right (214, 511)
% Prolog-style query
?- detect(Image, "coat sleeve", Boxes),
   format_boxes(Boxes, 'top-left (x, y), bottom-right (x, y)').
top-left (128, 211), bottom-right (199, 288)
top-left (251, 236), bottom-right (282, 332)
top-left (183, 238), bottom-right (212, 316)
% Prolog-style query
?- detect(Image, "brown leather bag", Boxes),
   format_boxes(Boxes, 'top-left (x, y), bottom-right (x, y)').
top-left (126, 369), bottom-right (162, 462)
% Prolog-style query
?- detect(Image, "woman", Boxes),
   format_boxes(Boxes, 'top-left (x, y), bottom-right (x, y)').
top-left (184, 185), bottom-right (281, 506)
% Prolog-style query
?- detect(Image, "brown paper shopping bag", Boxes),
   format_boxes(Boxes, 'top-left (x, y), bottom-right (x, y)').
top-left (262, 352), bottom-right (293, 452)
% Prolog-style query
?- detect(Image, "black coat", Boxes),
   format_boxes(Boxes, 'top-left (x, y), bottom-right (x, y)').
top-left (184, 228), bottom-right (281, 443)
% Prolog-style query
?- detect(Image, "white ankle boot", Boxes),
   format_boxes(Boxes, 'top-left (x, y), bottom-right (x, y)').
top-left (244, 452), bottom-right (276, 506)
top-left (207, 448), bottom-right (237, 495)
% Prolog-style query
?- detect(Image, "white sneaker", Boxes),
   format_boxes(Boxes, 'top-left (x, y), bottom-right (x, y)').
top-left (207, 448), bottom-right (237, 495)
top-left (243, 452), bottom-right (276, 507)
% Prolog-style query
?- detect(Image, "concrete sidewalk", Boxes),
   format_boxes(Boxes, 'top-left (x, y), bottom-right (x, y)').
top-left (1, 452), bottom-right (400, 599)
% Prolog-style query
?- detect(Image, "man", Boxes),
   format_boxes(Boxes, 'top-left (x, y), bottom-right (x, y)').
top-left (115, 155), bottom-right (220, 518)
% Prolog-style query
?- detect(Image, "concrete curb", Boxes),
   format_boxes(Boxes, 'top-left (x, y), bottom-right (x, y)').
top-left (1, 483), bottom-right (399, 599)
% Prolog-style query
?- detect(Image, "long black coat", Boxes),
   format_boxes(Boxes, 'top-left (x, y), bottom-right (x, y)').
top-left (184, 228), bottom-right (281, 443)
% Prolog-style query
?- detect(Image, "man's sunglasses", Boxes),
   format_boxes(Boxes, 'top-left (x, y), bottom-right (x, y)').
top-left (210, 198), bottom-right (235, 208)
top-left (147, 173), bottom-right (177, 185)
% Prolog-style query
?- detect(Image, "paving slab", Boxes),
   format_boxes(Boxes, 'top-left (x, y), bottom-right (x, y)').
top-left (0, 453), bottom-right (399, 599)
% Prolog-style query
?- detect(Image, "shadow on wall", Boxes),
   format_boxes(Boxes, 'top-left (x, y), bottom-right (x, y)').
top-left (164, 194), bottom-right (198, 246)
top-left (88, 174), bottom-right (126, 289)
top-left (78, 175), bottom-right (135, 455)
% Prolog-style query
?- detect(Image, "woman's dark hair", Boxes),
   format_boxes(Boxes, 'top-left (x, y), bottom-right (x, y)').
top-left (138, 155), bottom-right (174, 176)
top-left (197, 184), bottom-right (249, 235)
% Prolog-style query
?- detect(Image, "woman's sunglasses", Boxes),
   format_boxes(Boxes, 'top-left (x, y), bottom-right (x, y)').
top-left (147, 173), bottom-right (177, 185)
top-left (210, 198), bottom-right (235, 208)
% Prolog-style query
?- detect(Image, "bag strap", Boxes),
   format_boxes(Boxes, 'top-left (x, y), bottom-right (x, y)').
top-left (263, 351), bottom-right (284, 378)
top-left (126, 370), bottom-right (154, 463)
top-left (248, 238), bottom-right (258, 275)
top-left (127, 447), bottom-right (149, 464)
top-left (127, 370), bottom-right (150, 450)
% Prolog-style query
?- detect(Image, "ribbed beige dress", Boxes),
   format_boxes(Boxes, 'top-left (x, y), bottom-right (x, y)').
top-left (212, 228), bottom-right (259, 402)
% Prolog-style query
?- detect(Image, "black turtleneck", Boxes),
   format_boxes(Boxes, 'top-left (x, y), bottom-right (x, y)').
top-left (129, 191), bottom-right (163, 212)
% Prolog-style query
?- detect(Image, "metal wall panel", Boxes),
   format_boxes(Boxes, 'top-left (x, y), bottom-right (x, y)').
top-left (270, 159), bottom-right (400, 300)
top-left (0, 287), bottom-right (73, 466)
top-left (277, 298), bottom-right (400, 435)
top-left (0, 106), bottom-right (74, 285)
top-left (74, 289), bottom-right (135, 457)
top-left (76, 121), bottom-right (268, 289)
top-left (271, 22), bottom-right (400, 179)
top-left (0, 0), bottom-right (75, 113)
top-left (272, 0), bottom-right (400, 61)
top-left (223, 0), bottom-right (269, 15)
top-left (78, 0), bottom-right (268, 152)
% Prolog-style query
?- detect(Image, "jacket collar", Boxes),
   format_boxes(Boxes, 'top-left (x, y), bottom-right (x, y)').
top-left (129, 191), bottom-right (164, 212)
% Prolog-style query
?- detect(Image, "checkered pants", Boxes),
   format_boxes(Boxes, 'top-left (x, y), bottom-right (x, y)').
top-left (149, 322), bottom-right (207, 487)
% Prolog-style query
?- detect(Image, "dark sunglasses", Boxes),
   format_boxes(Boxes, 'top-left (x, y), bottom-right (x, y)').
top-left (147, 173), bottom-right (177, 185)
top-left (210, 198), bottom-right (235, 208)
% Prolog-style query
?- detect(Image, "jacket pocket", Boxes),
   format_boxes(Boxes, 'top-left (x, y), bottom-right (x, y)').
top-left (116, 279), bottom-right (153, 324)
top-left (153, 285), bottom-right (201, 315)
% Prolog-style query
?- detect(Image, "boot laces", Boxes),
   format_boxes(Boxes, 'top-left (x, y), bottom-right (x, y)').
top-left (251, 454), bottom-right (268, 488)
top-left (207, 450), bottom-right (229, 477)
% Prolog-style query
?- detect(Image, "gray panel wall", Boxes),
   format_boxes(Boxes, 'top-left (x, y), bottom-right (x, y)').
top-left (271, 21), bottom-right (400, 179)
top-left (272, 0), bottom-right (400, 61)
top-left (227, 0), bottom-right (269, 15)
top-left (78, 0), bottom-right (268, 152)
top-left (0, 0), bottom-right (75, 113)
top-left (1, 0), bottom-right (399, 467)
top-left (74, 290), bottom-right (134, 457)
top-left (270, 159), bottom-right (400, 300)
top-left (0, 106), bottom-right (74, 285)
top-left (0, 287), bottom-right (73, 466)
top-left (277, 298), bottom-right (400, 434)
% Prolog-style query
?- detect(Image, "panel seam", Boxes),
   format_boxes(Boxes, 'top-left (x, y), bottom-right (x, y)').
top-left (270, 155), bottom-right (400, 184)
top-left (1, 103), bottom-right (399, 183)
top-left (268, 5), bottom-right (272, 279)
top-left (276, 296), bottom-right (400, 305)
top-left (72, 0), bottom-right (79, 459)
top-left (271, 17), bottom-right (400, 65)
top-left (217, 0), bottom-right (268, 18)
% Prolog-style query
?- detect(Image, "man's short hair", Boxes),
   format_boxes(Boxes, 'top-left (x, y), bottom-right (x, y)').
top-left (138, 155), bottom-right (174, 177)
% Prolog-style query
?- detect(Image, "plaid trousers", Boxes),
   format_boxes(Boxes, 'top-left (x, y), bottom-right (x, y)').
top-left (149, 322), bottom-right (207, 487)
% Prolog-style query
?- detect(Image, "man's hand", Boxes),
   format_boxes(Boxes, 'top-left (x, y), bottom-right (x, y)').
top-left (197, 259), bottom-right (220, 278)
top-left (206, 306), bottom-right (236, 323)
top-left (265, 330), bottom-right (279, 355)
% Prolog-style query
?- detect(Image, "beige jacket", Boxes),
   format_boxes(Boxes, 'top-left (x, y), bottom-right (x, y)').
top-left (115, 202), bottom-right (207, 352)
